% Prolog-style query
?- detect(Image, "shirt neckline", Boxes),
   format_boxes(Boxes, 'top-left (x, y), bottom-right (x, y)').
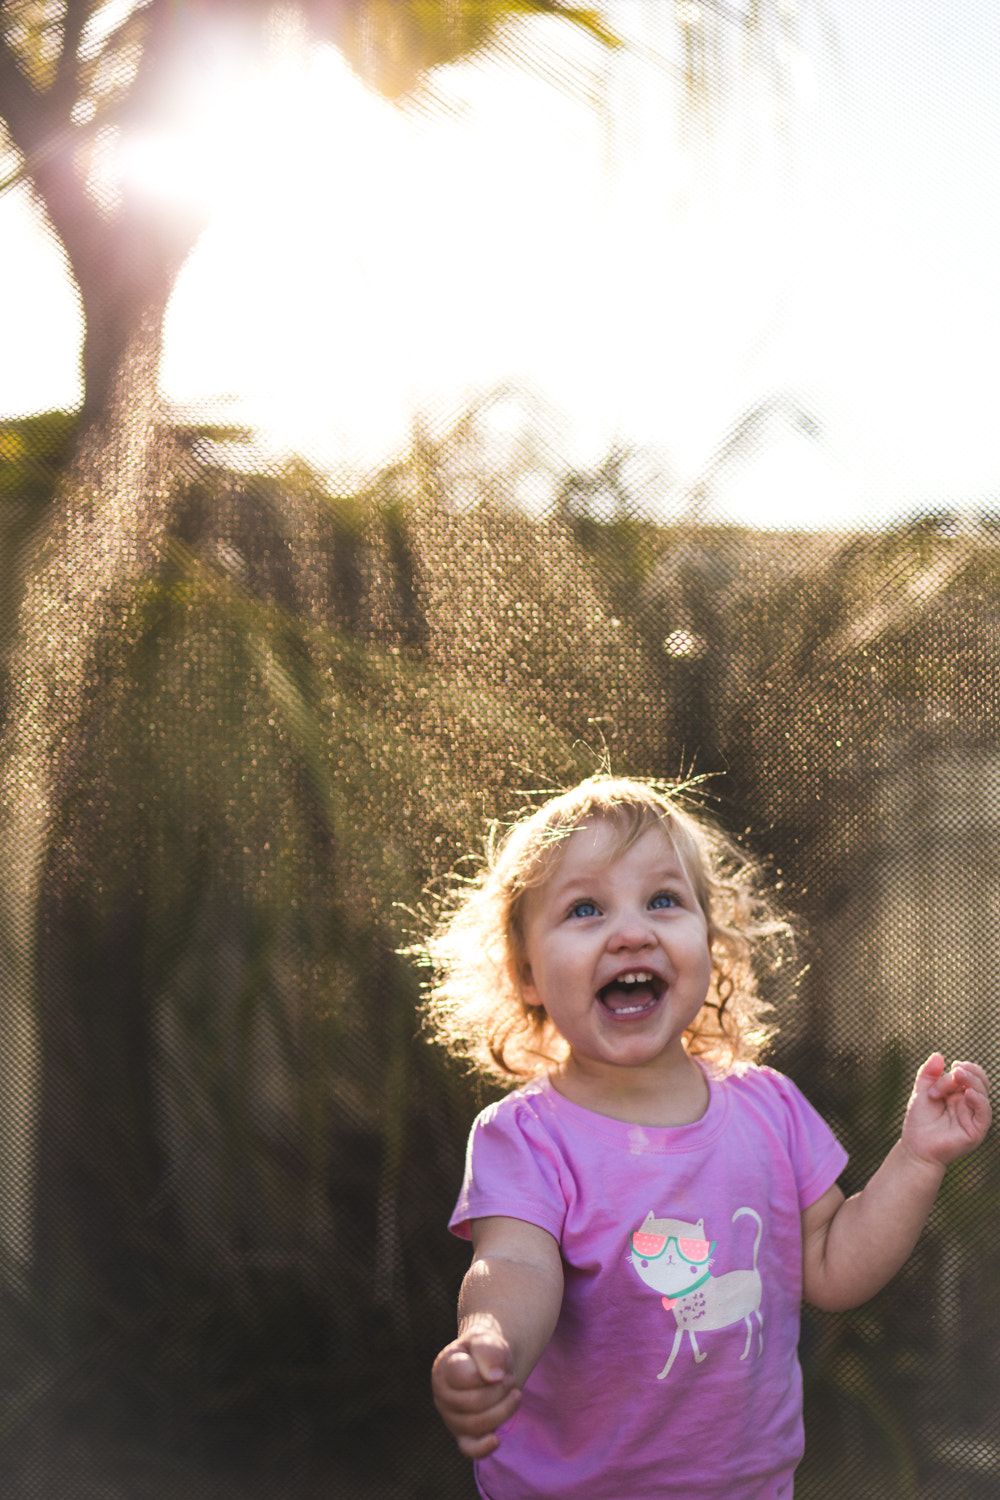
top-left (523, 1064), bottom-right (733, 1153)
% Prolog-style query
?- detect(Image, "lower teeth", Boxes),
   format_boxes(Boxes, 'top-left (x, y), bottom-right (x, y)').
top-left (612, 997), bottom-right (655, 1015)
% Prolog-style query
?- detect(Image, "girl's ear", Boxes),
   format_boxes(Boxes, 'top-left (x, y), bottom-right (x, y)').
top-left (520, 961), bottom-right (548, 1015)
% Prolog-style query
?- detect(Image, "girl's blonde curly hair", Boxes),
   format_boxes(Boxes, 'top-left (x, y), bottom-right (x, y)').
top-left (419, 775), bottom-right (794, 1084)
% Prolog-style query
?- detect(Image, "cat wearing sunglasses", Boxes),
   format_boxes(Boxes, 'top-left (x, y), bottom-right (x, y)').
top-left (630, 1207), bottom-right (763, 1379)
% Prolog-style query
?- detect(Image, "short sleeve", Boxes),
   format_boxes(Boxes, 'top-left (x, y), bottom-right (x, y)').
top-left (449, 1091), bottom-right (569, 1244)
top-left (758, 1066), bottom-right (849, 1210)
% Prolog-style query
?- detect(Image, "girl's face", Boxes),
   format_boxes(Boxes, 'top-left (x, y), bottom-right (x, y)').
top-left (519, 819), bottom-right (714, 1086)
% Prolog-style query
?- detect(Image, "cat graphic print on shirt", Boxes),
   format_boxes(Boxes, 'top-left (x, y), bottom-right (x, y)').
top-left (630, 1207), bottom-right (764, 1379)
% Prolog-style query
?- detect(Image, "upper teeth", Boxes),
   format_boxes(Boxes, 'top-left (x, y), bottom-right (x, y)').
top-left (620, 971), bottom-right (653, 984)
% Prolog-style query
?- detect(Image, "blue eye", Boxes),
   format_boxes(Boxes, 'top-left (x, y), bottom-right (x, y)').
top-left (650, 892), bottom-right (678, 910)
top-left (570, 900), bottom-right (599, 919)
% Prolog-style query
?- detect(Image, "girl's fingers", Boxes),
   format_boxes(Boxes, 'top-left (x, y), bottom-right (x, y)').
top-left (457, 1431), bottom-right (501, 1460)
top-left (919, 1054), bottom-right (947, 1097)
top-left (961, 1081), bottom-right (992, 1124)
top-left (439, 1376), bottom-right (517, 1417)
top-left (432, 1338), bottom-right (519, 1435)
top-left (441, 1378), bottom-right (522, 1451)
top-left (927, 1059), bottom-right (990, 1102)
top-left (930, 1065), bottom-right (992, 1147)
top-left (441, 1349), bottom-right (487, 1390)
top-left (465, 1334), bottom-right (511, 1385)
top-left (437, 1337), bottom-right (509, 1390)
top-left (951, 1062), bottom-right (990, 1094)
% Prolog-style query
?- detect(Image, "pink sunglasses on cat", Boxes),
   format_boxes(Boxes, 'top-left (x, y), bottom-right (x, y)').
top-left (630, 1231), bottom-right (715, 1263)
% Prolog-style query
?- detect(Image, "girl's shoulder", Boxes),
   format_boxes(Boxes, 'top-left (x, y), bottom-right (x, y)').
top-left (715, 1059), bottom-right (827, 1123)
top-left (473, 1074), bottom-right (555, 1130)
top-left (714, 1057), bottom-right (802, 1093)
top-left (717, 1061), bottom-right (848, 1194)
top-left (451, 1076), bottom-right (570, 1242)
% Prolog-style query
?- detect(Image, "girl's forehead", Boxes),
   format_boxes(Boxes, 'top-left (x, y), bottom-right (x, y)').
top-left (541, 818), bottom-right (687, 884)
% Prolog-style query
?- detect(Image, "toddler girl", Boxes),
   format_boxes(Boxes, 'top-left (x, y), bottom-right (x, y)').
top-left (425, 775), bottom-right (990, 1499)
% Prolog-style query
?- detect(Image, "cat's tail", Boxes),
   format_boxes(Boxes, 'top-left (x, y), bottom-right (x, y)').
top-left (731, 1206), bottom-right (764, 1270)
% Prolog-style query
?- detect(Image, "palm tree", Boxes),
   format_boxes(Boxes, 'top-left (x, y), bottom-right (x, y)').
top-left (0, 0), bottom-right (619, 420)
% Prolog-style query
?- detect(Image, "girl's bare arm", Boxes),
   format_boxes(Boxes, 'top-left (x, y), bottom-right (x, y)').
top-left (802, 1055), bottom-right (990, 1311)
top-left (432, 1216), bottom-right (564, 1459)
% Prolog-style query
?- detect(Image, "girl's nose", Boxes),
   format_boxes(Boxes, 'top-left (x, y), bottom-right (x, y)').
top-left (607, 909), bottom-right (655, 950)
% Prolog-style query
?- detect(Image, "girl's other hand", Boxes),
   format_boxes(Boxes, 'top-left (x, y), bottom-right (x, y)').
top-left (431, 1325), bottom-right (521, 1459)
top-left (902, 1053), bottom-right (991, 1168)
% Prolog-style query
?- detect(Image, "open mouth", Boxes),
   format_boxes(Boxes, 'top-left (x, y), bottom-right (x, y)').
top-left (598, 970), bottom-right (663, 1017)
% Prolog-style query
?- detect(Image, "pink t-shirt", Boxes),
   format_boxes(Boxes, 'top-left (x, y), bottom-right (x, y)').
top-left (450, 1064), bottom-right (848, 1500)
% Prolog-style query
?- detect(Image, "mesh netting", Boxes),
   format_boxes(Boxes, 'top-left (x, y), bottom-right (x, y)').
top-left (1, 3), bottom-right (999, 1497)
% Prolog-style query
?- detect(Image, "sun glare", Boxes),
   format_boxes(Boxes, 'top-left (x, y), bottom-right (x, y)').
top-left (161, 38), bottom-right (617, 472)
top-left (159, 18), bottom-right (831, 515)
top-left (10, 5), bottom-right (997, 527)
top-left (110, 24), bottom-right (271, 212)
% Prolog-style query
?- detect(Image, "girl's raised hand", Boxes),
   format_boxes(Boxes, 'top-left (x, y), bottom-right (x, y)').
top-left (901, 1053), bottom-right (991, 1168)
top-left (431, 1325), bottom-right (521, 1459)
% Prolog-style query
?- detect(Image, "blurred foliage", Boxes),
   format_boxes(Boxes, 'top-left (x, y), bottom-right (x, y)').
top-left (0, 411), bottom-right (80, 507)
top-left (1, 404), bottom-right (1000, 1494)
top-left (0, 410), bottom-right (82, 723)
top-left (0, 408), bottom-right (664, 1495)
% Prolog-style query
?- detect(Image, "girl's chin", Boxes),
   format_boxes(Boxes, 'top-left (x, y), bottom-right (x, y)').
top-left (563, 1036), bottom-right (695, 1079)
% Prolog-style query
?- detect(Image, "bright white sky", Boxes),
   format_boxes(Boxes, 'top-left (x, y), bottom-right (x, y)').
top-left (1, 0), bottom-right (999, 530)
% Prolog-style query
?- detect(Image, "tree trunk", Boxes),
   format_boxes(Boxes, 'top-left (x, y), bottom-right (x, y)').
top-left (29, 151), bottom-right (197, 422)
top-left (1, 0), bottom-right (210, 421)
top-left (0, 312), bottom-right (180, 1279)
